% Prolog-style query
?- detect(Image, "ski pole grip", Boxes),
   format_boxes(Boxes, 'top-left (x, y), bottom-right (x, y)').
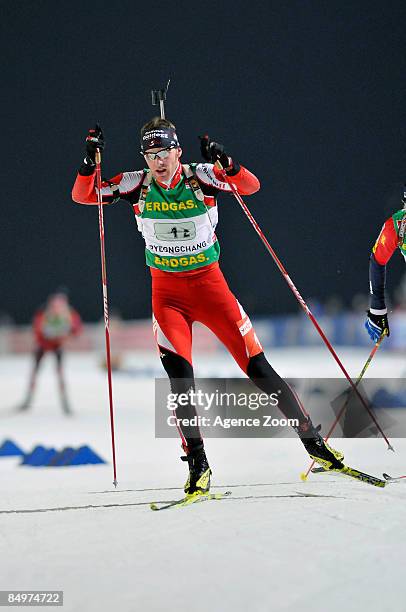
top-left (95, 148), bottom-right (101, 165)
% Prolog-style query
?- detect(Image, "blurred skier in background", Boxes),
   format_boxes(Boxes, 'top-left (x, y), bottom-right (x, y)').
top-left (18, 291), bottom-right (82, 415)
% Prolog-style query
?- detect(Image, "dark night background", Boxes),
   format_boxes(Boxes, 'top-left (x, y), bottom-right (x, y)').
top-left (2, 0), bottom-right (405, 323)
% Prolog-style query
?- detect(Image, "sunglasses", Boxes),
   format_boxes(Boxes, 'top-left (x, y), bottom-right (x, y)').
top-left (142, 146), bottom-right (176, 161)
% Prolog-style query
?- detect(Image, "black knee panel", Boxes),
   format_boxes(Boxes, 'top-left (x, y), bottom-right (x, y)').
top-left (158, 347), bottom-right (202, 448)
top-left (158, 347), bottom-right (194, 394)
top-left (247, 352), bottom-right (307, 425)
top-left (247, 352), bottom-right (279, 391)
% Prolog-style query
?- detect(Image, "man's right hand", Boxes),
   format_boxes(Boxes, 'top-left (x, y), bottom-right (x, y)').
top-left (365, 310), bottom-right (390, 342)
top-left (85, 124), bottom-right (105, 165)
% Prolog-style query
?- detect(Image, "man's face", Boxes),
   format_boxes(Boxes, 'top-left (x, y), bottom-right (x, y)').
top-left (144, 146), bottom-right (182, 183)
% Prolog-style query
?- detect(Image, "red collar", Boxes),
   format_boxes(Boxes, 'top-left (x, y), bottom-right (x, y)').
top-left (155, 162), bottom-right (183, 189)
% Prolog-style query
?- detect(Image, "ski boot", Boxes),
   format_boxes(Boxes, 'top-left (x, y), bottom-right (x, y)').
top-left (297, 419), bottom-right (344, 470)
top-left (181, 444), bottom-right (211, 494)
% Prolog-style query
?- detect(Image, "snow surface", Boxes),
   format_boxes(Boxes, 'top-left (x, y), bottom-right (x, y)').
top-left (1, 348), bottom-right (405, 612)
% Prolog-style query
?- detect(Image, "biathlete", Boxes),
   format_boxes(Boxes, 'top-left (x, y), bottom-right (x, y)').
top-left (72, 118), bottom-right (344, 494)
top-left (19, 291), bottom-right (82, 415)
top-left (365, 186), bottom-right (406, 342)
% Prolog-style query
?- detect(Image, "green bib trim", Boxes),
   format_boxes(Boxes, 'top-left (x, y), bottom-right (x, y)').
top-left (145, 242), bottom-right (220, 272)
top-left (392, 209), bottom-right (406, 256)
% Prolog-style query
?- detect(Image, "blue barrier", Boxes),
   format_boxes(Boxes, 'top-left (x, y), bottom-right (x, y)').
top-left (69, 445), bottom-right (106, 465)
top-left (22, 446), bottom-right (57, 466)
top-left (20, 445), bottom-right (106, 467)
top-left (48, 447), bottom-right (77, 466)
top-left (372, 388), bottom-right (406, 408)
top-left (0, 439), bottom-right (25, 456)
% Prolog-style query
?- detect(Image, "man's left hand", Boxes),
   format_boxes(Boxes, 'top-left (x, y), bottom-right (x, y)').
top-left (365, 310), bottom-right (390, 342)
top-left (199, 135), bottom-right (234, 172)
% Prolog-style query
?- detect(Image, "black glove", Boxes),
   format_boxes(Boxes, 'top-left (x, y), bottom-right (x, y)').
top-left (365, 310), bottom-right (390, 343)
top-left (199, 135), bottom-right (239, 175)
top-left (85, 124), bottom-right (105, 165)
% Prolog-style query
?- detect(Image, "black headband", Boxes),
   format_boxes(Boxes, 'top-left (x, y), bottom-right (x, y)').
top-left (141, 128), bottom-right (179, 153)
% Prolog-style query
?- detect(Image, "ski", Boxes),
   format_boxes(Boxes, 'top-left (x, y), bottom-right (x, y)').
top-left (150, 490), bottom-right (231, 511)
top-left (310, 465), bottom-right (386, 488)
top-left (382, 473), bottom-right (406, 482)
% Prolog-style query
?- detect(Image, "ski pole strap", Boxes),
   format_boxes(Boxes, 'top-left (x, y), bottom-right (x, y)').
top-left (137, 170), bottom-right (153, 213)
top-left (107, 182), bottom-right (120, 204)
top-left (182, 164), bottom-right (204, 202)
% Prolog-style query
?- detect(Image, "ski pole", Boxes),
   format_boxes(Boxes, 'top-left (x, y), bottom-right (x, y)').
top-left (300, 331), bottom-right (387, 481)
top-left (95, 147), bottom-right (118, 487)
top-left (215, 161), bottom-right (394, 451)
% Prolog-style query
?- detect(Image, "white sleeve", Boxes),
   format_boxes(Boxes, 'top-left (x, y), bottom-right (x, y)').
top-left (194, 163), bottom-right (231, 192)
top-left (100, 170), bottom-right (144, 198)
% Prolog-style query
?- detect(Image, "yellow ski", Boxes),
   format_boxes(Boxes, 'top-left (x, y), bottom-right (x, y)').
top-left (150, 490), bottom-right (231, 511)
top-left (309, 465), bottom-right (386, 488)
